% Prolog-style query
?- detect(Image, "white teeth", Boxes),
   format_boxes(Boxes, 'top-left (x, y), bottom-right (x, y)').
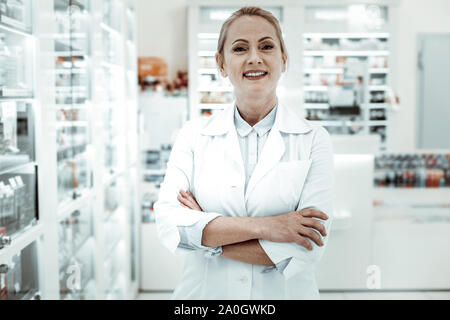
top-left (244, 72), bottom-right (266, 77)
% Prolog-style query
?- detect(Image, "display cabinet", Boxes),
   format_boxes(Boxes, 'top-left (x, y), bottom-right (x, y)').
top-left (53, 0), bottom-right (93, 206)
top-left (58, 205), bottom-right (95, 300)
top-left (0, 0), bottom-right (42, 300)
top-left (89, 0), bottom-right (139, 299)
top-left (300, 4), bottom-right (395, 150)
top-left (0, 241), bottom-right (40, 300)
top-left (1, 0), bottom-right (139, 300)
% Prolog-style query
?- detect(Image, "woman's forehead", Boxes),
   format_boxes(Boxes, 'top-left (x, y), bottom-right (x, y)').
top-left (226, 16), bottom-right (277, 42)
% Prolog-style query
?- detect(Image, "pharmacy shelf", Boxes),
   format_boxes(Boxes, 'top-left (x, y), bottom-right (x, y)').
top-left (141, 169), bottom-right (166, 176)
top-left (303, 68), bottom-right (343, 74)
top-left (368, 103), bottom-right (389, 109)
top-left (300, 6), bottom-right (394, 151)
top-left (197, 50), bottom-right (216, 57)
top-left (369, 85), bottom-right (388, 91)
top-left (0, 223), bottom-right (44, 263)
top-left (197, 86), bottom-right (233, 92)
top-left (303, 32), bottom-right (390, 39)
top-left (369, 68), bottom-right (389, 74)
top-left (0, 160), bottom-right (35, 177)
top-left (303, 50), bottom-right (390, 56)
top-left (368, 121), bottom-right (387, 126)
top-left (57, 189), bottom-right (95, 221)
top-left (373, 188), bottom-right (450, 206)
top-left (198, 68), bottom-right (218, 74)
top-left (310, 120), bottom-right (365, 127)
top-left (14, 0), bottom-right (140, 301)
top-left (0, 21), bottom-right (32, 37)
top-left (303, 85), bottom-right (328, 91)
top-left (303, 103), bottom-right (329, 109)
top-left (100, 22), bottom-right (122, 37)
top-left (198, 103), bottom-right (230, 110)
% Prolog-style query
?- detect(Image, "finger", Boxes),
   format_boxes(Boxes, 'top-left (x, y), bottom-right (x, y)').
top-left (299, 209), bottom-right (328, 221)
top-left (299, 226), bottom-right (323, 247)
top-left (179, 191), bottom-right (195, 205)
top-left (177, 194), bottom-right (193, 208)
top-left (180, 190), bottom-right (196, 203)
top-left (180, 190), bottom-right (189, 198)
top-left (185, 191), bottom-right (199, 205)
top-left (185, 193), bottom-right (201, 209)
top-left (294, 235), bottom-right (313, 251)
top-left (302, 218), bottom-right (327, 237)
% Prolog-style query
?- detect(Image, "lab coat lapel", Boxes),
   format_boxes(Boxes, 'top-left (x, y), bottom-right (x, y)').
top-left (204, 104), bottom-right (247, 216)
top-left (222, 124), bottom-right (247, 215)
top-left (245, 124), bottom-right (285, 204)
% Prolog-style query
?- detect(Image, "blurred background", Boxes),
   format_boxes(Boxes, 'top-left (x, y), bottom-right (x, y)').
top-left (0, 0), bottom-right (449, 300)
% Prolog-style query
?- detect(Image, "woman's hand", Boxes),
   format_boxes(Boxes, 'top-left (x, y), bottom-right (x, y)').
top-left (178, 190), bottom-right (203, 211)
top-left (177, 190), bottom-right (327, 251)
top-left (261, 209), bottom-right (328, 251)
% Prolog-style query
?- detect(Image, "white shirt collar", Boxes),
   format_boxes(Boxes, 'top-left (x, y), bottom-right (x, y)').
top-left (234, 103), bottom-right (277, 138)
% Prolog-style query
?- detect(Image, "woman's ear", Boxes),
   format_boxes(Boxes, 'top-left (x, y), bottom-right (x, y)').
top-left (216, 53), bottom-right (227, 77)
top-left (282, 53), bottom-right (287, 73)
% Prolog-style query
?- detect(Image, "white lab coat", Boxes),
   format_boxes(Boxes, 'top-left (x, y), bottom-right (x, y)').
top-left (154, 102), bottom-right (334, 300)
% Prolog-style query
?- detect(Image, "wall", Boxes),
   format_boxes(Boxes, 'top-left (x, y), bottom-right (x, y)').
top-left (130, 0), bottom-right (188, 80)
top-left (390, 0), bottom-right (450, 151)
top-left (131, 0), bottom-right (450, 151)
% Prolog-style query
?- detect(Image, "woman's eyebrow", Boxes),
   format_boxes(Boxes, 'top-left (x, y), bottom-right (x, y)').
top-left (231, 36), bottom-right (274, 45)
top-left (258, 36), bottom-right (274, 42)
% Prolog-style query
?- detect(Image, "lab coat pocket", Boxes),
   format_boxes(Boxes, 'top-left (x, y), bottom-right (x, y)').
top-left (276, 160), bottom-right (311, 210)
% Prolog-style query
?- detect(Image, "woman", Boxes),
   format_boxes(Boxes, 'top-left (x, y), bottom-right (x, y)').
top-left (154, 7), bottom-right (334, 300)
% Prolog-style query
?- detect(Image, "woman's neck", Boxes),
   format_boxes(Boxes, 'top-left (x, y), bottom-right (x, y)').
top-left (235, 93), bottom-right (277, 127)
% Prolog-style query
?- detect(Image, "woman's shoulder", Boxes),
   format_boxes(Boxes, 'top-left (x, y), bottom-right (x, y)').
top-left (180, 114), bottom-right (217, 134)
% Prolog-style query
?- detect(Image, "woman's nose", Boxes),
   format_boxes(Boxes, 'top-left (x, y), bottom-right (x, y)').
top-left (247, 48), bottom-right (263, 65)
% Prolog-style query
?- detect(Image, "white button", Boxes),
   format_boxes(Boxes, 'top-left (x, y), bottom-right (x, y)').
top-left (239, 276), bottom-right (248, 283)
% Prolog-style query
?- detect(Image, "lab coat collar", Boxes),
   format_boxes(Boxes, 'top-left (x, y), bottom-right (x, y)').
top-left (234, 104), bottom-right (277, 138)
top-left (200, 101), bottom-right (312, 136)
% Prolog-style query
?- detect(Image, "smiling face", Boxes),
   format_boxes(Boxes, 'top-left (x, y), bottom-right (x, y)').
top-left (216, 15), bottom-right (287, 101)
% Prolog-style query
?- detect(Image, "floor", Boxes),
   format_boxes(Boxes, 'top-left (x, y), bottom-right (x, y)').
top-left (137, 290), bottom-right (450, 300)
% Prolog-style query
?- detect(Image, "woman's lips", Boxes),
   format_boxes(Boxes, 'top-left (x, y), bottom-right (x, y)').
top-left (243, 71), bottom-right (268, 80)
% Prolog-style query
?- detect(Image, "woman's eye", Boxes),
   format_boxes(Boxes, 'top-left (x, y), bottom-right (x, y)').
top-left (262, 44), bottom-right (274, 50)
top-left (233, 46), bottom-right (246, 52)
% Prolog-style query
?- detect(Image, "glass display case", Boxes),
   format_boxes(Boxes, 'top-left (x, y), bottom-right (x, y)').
top-left (0, 0), bottom-right (32, 33)
top-left (0, 100), bottom-right (34, 172)
top-left (0, 28), bottom-right (33, 98)
top-left (58, 205), bottom-right (95, 300)
top-left (128, 169), bottom-right (136, 283)
top-left (100, 0), bottom-right (125, 180)
top-left (54, 0), bottom-right (92, 204)
top-left (0, 241), bottom-right (40, 300)
top-left (302, 4), bottom-right (392, 150)
top-left (0, 162), bottom-right (36, 237)
top-left (0, 0), bottom-right (36, 242)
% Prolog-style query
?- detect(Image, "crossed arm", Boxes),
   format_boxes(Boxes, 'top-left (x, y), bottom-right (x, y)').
top-left (177, 190), bottom-right (328, 267)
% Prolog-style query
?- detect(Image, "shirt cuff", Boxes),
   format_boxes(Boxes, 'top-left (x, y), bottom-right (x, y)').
top-left (261, 257), bottom-right (293, 274)
top-left (177, 213), bottom-right (222, 258)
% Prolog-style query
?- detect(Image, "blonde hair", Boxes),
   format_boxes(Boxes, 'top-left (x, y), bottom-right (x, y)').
top-left (216, 7), bottom-right (287, 62)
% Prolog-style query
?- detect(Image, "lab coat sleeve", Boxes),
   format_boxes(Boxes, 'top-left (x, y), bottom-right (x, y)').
top-left (258, 126), bottom-right (334, 279)
top-left (153, 119), bottom-right (223, 255)
top-left (178, 215), bottom-right (223, 257)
